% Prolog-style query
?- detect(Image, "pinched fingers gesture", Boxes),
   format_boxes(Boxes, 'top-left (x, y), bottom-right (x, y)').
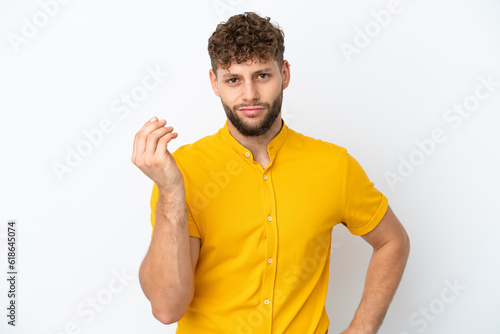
top-left (132, 117), bottom-right (184, 191)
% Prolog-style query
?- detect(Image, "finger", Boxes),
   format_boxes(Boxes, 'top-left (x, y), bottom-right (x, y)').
top-left (133, 117), bottom-right (158, 161)
top-left (145, 125), bottom-right (174, 157)
top-left (155, 130), bottom-right (179, 159)
top-left (134, 118), bottom-right (166, 159)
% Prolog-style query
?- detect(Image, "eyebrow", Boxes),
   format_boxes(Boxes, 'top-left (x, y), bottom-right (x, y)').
top-left (221, 68), bottom-right (274, 79)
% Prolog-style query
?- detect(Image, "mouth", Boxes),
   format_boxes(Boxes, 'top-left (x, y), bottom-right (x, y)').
top-left (238, 107), bottom-right (265, 117)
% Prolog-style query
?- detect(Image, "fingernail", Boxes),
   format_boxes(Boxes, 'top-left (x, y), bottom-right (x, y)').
top-left (149, 116), bottom-right (156, 122)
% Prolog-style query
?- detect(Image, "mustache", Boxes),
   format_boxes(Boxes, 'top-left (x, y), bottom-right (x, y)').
top-left (233, 102), bottom-right (270, 111)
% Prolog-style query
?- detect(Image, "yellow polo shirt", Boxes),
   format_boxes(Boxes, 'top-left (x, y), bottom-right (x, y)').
top-left (150, 120), bottom-right (388, 334)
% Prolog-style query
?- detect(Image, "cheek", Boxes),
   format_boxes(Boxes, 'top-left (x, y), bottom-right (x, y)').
top-left (219, 89), bottom-right (238, 104)
top-left (264, 84), bottom-right (282, 101)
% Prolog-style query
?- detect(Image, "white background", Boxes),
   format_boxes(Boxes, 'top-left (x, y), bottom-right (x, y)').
top-left (1, 0), bottom-right (499, 333)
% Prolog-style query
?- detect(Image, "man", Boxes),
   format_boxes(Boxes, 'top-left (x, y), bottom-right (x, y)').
top-left (132, 12), bottom-right (410, 334)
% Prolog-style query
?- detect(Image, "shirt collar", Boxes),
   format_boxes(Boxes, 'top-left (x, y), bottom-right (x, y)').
top-left (219, 118), bottom-right (289, 159)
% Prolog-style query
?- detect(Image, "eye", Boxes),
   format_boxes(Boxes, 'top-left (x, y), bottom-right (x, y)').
top-left (226, 78), bottom-right (238, 84)
top-left (258, 73), bottom-right (270, 79)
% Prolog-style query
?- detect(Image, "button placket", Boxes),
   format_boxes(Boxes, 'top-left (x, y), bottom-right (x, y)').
top-left (261, 170), bottom-right (277, 333)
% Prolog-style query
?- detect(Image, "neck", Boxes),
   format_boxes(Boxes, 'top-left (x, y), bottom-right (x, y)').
top-left (227, 116), bottom-right (283, 158)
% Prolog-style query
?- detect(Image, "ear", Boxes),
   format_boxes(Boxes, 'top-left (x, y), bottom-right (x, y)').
top-left (209, 69), bottom-right (221, 97)
top-left (281, 60), bottom-right (291, 90)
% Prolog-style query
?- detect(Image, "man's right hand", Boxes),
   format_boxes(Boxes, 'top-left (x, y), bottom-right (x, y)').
top-left (131, 116), bottom-right (184, 192)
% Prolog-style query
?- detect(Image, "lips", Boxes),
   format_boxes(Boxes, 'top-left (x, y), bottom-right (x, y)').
top-left (239, 108), bottom-right (264, 117)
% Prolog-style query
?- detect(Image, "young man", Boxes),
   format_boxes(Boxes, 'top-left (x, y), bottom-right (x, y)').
top-left (132, 12), bottom-right (410, 334)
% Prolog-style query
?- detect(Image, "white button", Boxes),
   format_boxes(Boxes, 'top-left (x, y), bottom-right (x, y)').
top-left (268, 258), bottom-right (273, 264)
top-left (267, 216), bottom-right (272, 222)
top-left (245, 152), bottom-right (250, 157)
top-left (264, 299), bottom-right (269, 305)
top-left (263, 175), bottom-right (268, 180)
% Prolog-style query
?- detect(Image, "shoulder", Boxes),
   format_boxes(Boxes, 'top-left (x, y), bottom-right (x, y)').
top-left (172, 130), bottom-right (220, 160)
top-left (171, 127), bottom-right (233, 175)
top-left (285, 126), bottom-right (348, 159)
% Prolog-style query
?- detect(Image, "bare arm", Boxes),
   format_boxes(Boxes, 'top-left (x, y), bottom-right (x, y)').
top-left (132, 116), bottom-right (200, 324)
top-left (342, 205), bottom-right (410, 334)
top-left (139, 190), bottom-right (200, 324)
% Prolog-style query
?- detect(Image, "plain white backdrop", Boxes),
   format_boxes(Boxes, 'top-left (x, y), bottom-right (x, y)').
top-left (1, 0), bottom-right (499, 333)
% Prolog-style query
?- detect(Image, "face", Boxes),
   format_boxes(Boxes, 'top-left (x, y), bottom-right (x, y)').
top-left (209, 58), bottom-right (290, 137)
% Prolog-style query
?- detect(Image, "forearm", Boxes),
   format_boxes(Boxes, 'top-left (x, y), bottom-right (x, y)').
top-left (348, 235), bottom-right (410, 333)
top-left (139, 186), bottom-right (194, 323)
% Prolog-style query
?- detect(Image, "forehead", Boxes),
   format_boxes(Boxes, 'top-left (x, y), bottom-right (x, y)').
top-left (218, 58), bottom-right (280, 77)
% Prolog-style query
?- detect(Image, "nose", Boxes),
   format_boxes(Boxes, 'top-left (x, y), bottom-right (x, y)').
top-left (242, 81), bottom-right (259, 102)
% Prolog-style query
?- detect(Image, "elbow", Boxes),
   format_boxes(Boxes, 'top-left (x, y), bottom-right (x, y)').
top-left (150, 288), bottom-right (194, 325)
top-left (401, 229), bottom-right (410, 260)
top-left (152, 306), bottom-right (187, 325)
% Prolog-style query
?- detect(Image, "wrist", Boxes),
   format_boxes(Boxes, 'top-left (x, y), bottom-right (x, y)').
top-left (346, 322), bottom-right (377, 334)
top-left (157, 183), bottom-right (185, 197)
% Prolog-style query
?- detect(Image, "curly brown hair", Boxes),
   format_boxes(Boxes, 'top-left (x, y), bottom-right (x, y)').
top-left (208, 12), bottom-right (285, 75)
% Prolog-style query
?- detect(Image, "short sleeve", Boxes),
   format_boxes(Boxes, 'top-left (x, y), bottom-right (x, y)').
top-left (341, 153), bottom-right (388, 235)
top-left (150, 183), bottom-right (202, 239)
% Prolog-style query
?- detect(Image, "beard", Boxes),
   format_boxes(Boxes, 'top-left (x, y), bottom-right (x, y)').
top-left (222, 89), bottom-right (283, 137)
